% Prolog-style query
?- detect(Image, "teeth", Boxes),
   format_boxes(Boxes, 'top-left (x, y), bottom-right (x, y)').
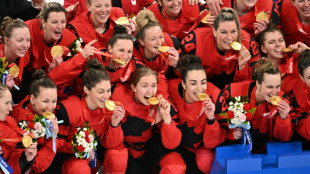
top-left (224, 41), bottom-right (231, 44)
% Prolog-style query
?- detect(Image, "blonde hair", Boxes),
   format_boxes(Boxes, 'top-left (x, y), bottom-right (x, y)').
top-left (37, 2), bottom-right (66, 24)
top-left (136, 10), bottom-right (162, 40)
top-left (213, 8), bottom-right (241, 43)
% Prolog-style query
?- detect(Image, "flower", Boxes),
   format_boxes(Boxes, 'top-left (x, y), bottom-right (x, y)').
top-left (238, 113), bottom-right (246, 122)
top-left (244, 103), bottom-right (251, 111)
top-left (28, 122), bottom-right (35, 129)
top-left (71, 121), bottom-right (97, 159)
top-left (34, 122), bottom-right (43, 130)
top-left (227, 111), bottom-right (234, 119)
top-left (245, 112), bottom-right (252, 121)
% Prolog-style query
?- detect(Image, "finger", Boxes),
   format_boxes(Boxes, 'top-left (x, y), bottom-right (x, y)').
top-left (215, 1), bottom-right (222, 15)
top-left (87, 39), bottom-right (98, 46)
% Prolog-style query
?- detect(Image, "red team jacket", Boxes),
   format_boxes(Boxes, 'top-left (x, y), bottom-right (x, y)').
top-left (11, 96), bottom-right (58, 173)
top-left (168, 79), bottom-right (228, 152)
top-left (280, 0), bottom-right (310, 46)
top-left (289, 78), bottom-right (310, 140)
top-left (0, 116), bottom-right (34, 174)
top-left (120, 0), bottom-right (154, 15)
top-left (181, 27), bottom-right (260, 89)
top-left (67, 8), bottom-right (126, 48)
top-left (148, 0), bottom-right (201, 40)
top-left (111, 84), bottom-right (182, 158)
top-left (223, 80), bottom-right (293, 152)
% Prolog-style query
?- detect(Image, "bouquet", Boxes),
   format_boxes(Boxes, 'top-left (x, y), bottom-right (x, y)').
top-left (18, 114), bottom-right (46, 145)
top-left (220, 96), bottom-right (256, 151)
top-left (70, 37), bottom-right (83, 57)
top-left (72, 121), bottom-right (97, 159)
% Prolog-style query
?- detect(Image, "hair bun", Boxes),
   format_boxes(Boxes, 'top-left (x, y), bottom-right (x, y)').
top-left (113, 25), bottom-right (128, 35)
top-left (86, 59), bottom-right (105, 71)
top-left (32, 69), bottom-right (47, 81)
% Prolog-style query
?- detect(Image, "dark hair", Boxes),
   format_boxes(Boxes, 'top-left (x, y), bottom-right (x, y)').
top-left (298, 49), bottom-right (310, 76)
top-left (213, 8), bottom-right (241, 43)
top-left (107, 25), bottom-right (133, 47)
top-left (83, 59), bottom-right (110, 90)
top-left (176, 55), bottom-right (206, 82)
top-left (0, 16), bottom-right (28, 42)
top-left (136, 9), bottom-right (162, 40)
top-left (253, 57), bottom-right (281, 84)
top-left (129, 67), bottom-right (158, 86)
top-left (37, 2), bottom-right (66, 22)
top-left (257, 23), bottom-right (284, 57)
top-left (0, 83), bottom-right (9, 98)
top-left (29, 69), bottom-right (57, 98)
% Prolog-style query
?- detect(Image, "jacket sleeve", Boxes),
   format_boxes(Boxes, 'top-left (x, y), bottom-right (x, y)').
top-left (101, 120), bottom-right (124, 149)
top-left (203, 120), bottom-right (227, 149)
top-left (31, 139), bottom-right (57, 173)
top-left (6, 149), bottom-right (33, 174)
top-left (160, 105), bottom-right (182, 150)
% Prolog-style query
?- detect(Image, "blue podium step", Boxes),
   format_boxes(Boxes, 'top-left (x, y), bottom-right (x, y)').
top-left (211, 142), bottom-right (310, 174)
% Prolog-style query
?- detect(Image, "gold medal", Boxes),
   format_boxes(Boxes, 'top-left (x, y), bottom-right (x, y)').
top-left (115, 17), bottom-right (130, 25)
top-left (8, 64), bottom-right (19, 78)
top-left (201, 11), bottom-right (211, 24)
top-left (197, 93), bottom-right (209, 101)
top-left (105, 100), bottom-right (116, 111)
top-left (231, 41), bottom-right (242, 51)
top-left (270, 96), bottom-right (281, 106)
top-left (113, 58), bottom-right (126, 65)
top-left (147, 97), bottom-right (160, 105)
top-left (51, 46), bottom-right (64, 58)
top-left (256, 11), bottom-right (268, 22)
top-left (22, 135), bottom-right (33, 148)
top-left (42, 111), bottom-right (55, 120)
top-left (158, 46), bottom-right (170, 53)
top-left (282, 48), bottom-right (292, 53)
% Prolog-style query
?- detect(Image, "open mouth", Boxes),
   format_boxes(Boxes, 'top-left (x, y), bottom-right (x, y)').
top-left (224, 41), bottom-right (232, 44)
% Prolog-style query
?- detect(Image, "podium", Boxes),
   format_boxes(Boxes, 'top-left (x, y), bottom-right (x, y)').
top-left (211, 142), bottom-right (310, 174)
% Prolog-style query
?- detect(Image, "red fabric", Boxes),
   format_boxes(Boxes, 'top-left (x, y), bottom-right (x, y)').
top-left (111, 84), bottom-right (182, 158)
top-left (148, 0), bottom-right (200, 40)
top-left (23, 19), bottom-right (76, 73)
top-left (68, 8), bottom-right (126, 48)
top-left (280, 0), bottom-right (310, 46)
top-left (181, 27), bottom-right (260, 89)
top-left (168, 79), bottom-right (228, 152)
top-left (278, 53), bottom-right (300, 94)
top-left (103, 146), bottom-right (128, 173)
top-left (62, 157), bottom-right (91, 174)
top-left (11, 96), bottom-right (58, 173)
top-left (195, 146), bottom-right (214, 174)
top-left (289, 78), bottom-right (310, 140)
top-left (0, 116), bottom-right (26, 174)
top-left (222, 80), bottom-right (293, 142)
top-left (158, 152), bottom-right (186, 174)
top-left (120, 0), bottom-right (154, 15)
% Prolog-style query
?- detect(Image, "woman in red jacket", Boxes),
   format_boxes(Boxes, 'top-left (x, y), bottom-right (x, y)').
top-left (181, 7), bottom-right (260, 90)
top-left (222, 57), bottom-right (293, 153)
top-left (112, 0), bottom-right (155, 15)
top-left (56, 59), bottom-right (126, 174)
top-left (67, 0), bottom-right (135, 48)
top-left (168, 55), bottom-right (229, 173)
top-left (111, 67), bottom-right (186, 173)
top-left (49, 25), bottom-right (144, 99)
top-left (280, 0), bottom-right (310, 46)
top-left (258, 25), bottom-right (310, 94)
top-left (289, 50), bottom-right (310, 143)
top-left (0, 83), bottom-right (38, 174)
top-left (148, 0), bottom-right (202, 40)
top-left (11, 70), bottom-right (60, 173)
top-left (0, 16), bottom-right (31, 103)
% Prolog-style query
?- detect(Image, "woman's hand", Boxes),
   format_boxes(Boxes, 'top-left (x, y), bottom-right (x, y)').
top-left (289, 41), bottom-right (310, 53)
top-left (277, 100), bottom-right (290, 119)
top-left (254, 20), bottom-right (269, 37)
top-left (48, 55), bottom-right (63, 72)
top-left (124, 19), bottom-right (136, 35)
top-left (50, 118), bottom-right (59, 137)
top-left (167, 47), bottom-right (179, 68)
top-left (233, 127), bottom-right (242, 140)
top-left (81, 39), bottom-right (98, 59)
top-left (111, 105), bottom-right (126, 127)
top-left (203, 98), bottom-right (215, 120)
top-left (5, 74), bottom-right (15, 90)
top-left (238, 46), bottom-right (251, 70)
top-left (206, 0), bottom-right (223, 16)
top-left (25, 142), bottom-right (37, 161)
top-left (158, 96), bottom-right (172, 125)
top-left (66, 2), bottom-right (80, 22)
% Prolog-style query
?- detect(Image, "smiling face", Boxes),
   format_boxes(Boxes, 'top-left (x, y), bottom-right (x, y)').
top-left (182, 70), bottom-right (207, 104)
top-left (84, 80), bottom-right (111, 109)
top-left (131, 74), bottom-right (157, 106)
top-left (213, 21), bottom-right (238, 51)
top-left (138, 26), bottom-right (165, 59)
top-left (42, 11), bottom-right (66, 43)
top-left (261, 31), bottom-right (286, 60)
top-left (4, 27), bottom-right (30, 60)
top-left (159, 0), bottom-right (182, 19)
top-left (88, 0), bottom-right (111, 27)
top-left (301, 66), bottom-right (310, 88)
top-left (108, 39), bottom-right (133, 68)
top-left (256, 73), bottom-right (281, 102)
top-left (0, 89), bottom-right (12, 121)
top-left (292, 0), bottom-right (310, 22)
top-left (30, 87), bottom-right (57, 115)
